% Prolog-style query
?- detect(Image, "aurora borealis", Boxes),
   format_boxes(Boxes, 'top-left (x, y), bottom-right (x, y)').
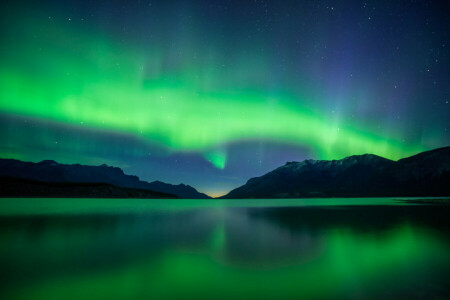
top-left (1, 1), bottom-right (449, 196)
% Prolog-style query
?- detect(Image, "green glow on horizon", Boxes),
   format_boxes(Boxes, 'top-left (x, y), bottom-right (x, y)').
top-left (0, 14), bottom-right (425, 168)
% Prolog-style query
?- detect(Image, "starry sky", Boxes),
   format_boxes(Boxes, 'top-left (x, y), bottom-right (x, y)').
top-left (1, 0), bottom-right (449, 196)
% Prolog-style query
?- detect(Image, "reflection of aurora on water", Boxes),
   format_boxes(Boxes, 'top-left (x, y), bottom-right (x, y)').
top-left (1, 199), bottom-right (449, 299)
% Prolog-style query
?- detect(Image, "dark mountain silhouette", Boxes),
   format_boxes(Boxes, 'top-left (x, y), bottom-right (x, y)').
top-left (0, 176), bottom-right (177, 199)
top-left (222, 146), bottom-right (450, 198)
top-left (0, 159), bottom-right (210, 199)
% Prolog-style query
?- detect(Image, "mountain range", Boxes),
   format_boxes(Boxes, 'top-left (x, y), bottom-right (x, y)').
top-left (222, 146), bottom-right (450, 198)
top-left (0, 146), bottom-right (449, 199)
top-left (0, 159), bottom-right (210, 199)
top-left (0, 176), bottom-right (177, 199)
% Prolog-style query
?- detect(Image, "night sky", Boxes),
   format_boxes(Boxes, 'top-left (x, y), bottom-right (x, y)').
top-left (1, 0), bottom-right (449, 196)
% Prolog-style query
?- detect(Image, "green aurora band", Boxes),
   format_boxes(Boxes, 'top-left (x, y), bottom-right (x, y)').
top-left (0, 15), bottom-right (424, 169)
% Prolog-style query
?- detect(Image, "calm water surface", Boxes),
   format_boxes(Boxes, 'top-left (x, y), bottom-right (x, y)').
top-left (0, 198), bottom-right (449, 299)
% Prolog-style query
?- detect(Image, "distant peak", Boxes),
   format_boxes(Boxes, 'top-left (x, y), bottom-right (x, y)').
top-left (343, 154), bottom-right (375, 160)
top-left (398, 146), bottom-right (450, 162)
top-left (285, 159), bottom-right (316, 165)
top-left (283, 154), bottom-right (390, 168)
top-left (39, 160), bottom-right (58, 165)
top-left (342, 153), bottom-right (390, 162)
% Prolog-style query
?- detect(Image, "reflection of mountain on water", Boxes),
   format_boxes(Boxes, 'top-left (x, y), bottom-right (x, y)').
top-left (244, 204), bottom-right (450, 235)
top-left (2, 202), bottom-right (450, 297)
top-left (0, 209), bottom-right (220, 287)
top-left (221, 204), bottom-right (450, 267)
top-left (222, 208), bottom-right (327, 267)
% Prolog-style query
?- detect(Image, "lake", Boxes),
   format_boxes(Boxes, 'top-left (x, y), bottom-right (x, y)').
top-left (0, 198), bottom-right (449, 299)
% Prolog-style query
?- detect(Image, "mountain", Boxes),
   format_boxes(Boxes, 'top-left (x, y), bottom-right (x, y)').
top-left (0, 176), bottom-right (177, 199)
top-left (222, 147), bottom-right (450, 198)
top-left (0, 159), bottom-right (210, 199)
